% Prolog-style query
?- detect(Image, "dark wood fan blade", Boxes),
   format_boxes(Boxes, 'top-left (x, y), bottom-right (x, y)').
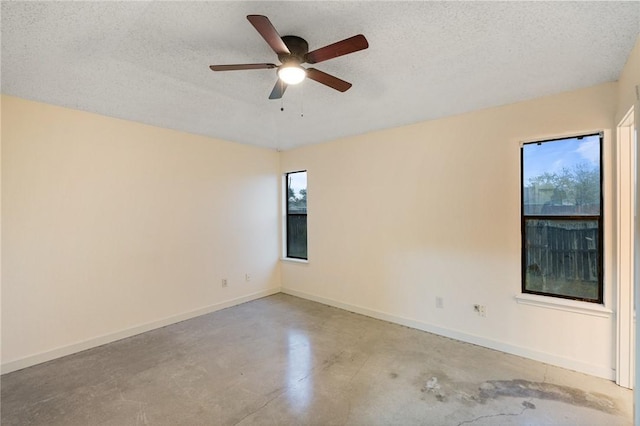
top-left (305, 34), bottom-right (368, 64)
top-left (269, 80), bottom-right (288, 99)
top-left (247, 15), bottom-right (290, 55)
top-left (210, 63), bottom-right (277, 71)
top-left (306, 68), bottom-right (352, 92)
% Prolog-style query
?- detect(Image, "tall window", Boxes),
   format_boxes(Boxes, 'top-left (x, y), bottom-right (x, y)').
top-left (521, 134), bottom-right (603, 303)
top-left (286, 171), bottom-right (307, 259)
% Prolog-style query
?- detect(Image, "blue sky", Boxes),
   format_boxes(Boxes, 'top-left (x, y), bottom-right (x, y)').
top-left (287, 171), bottom-right (307, 196)
top-left (522, 135), bottom-right (600, 184)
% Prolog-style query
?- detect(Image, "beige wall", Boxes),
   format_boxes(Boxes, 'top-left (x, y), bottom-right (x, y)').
top-left (281, 82), bottom-right (618, 378)
top-left (1, 96), bottom-right (281, 372)
top-left (616, 35), bottom-right (640, 124)
top-left (2, 38), bottom-right (637, 377)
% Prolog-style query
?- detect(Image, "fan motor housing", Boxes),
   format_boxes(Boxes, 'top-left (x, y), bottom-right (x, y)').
top-left (279, 35), bottom-right (309, 63)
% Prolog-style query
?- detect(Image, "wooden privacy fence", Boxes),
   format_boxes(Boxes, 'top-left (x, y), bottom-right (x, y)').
top-left (525, 221), bottom-right (599, 282)
top-left (286, 214), bottom-right (307, 258)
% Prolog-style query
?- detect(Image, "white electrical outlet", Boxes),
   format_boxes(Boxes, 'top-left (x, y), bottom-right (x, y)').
top-left (435, 297), bottom-right (444, 309)
top-left (473, 304), bottom-right (486, 317)
top-left (245, 273), bottom-right (251, 282)
top-left (221, 278), bottom-right (228, 288)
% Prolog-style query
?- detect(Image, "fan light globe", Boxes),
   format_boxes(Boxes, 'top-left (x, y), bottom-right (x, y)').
top-left (278, 65), bottom-right (306, 85)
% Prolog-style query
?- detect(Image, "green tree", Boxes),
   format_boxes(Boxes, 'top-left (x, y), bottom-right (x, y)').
top-left (287, 181), bottom-right (307, 211)
top-left (528, 162), bottom-right (599, 206)
top-left (572, 163), bottom-right (599, 206)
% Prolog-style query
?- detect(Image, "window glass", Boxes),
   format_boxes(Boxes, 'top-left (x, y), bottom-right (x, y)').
top-left (522, 135), bottom-right (601, 216)
top-left (524, 219), bottom-right (600, 300)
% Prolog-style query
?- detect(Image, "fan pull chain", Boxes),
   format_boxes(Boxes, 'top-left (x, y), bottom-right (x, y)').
top-left (280, 80), bottom-right (285, 111)
top-left (300, 82), bottom-right (304, 117)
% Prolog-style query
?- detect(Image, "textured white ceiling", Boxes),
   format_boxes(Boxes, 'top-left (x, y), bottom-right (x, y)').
top-left (2, 1), bottom-right (639, 150)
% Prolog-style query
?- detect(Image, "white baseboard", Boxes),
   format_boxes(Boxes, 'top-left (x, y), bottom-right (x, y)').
top-left (1, 287), bottom-right (281, 375)
top-left (281, 288), bottom-right (615, 380)
top-left (4, 287), bottom-right (614, 380)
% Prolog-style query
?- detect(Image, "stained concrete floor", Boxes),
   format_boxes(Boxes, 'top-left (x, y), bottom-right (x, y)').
top-left (1, 294), bottom-right (632, 425)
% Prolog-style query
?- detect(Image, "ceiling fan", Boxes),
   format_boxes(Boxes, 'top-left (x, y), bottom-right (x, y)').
top-left (209, 15), bottom-right (369, 99)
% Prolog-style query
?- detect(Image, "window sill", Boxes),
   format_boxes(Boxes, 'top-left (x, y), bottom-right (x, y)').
top-left (280, 257), bottom-right (309, 264)
top-left (515, 293), bottom-right (612, 318)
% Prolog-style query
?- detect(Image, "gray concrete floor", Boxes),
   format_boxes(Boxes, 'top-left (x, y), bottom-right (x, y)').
top-left (1, 293), bottom-right (632, 425)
